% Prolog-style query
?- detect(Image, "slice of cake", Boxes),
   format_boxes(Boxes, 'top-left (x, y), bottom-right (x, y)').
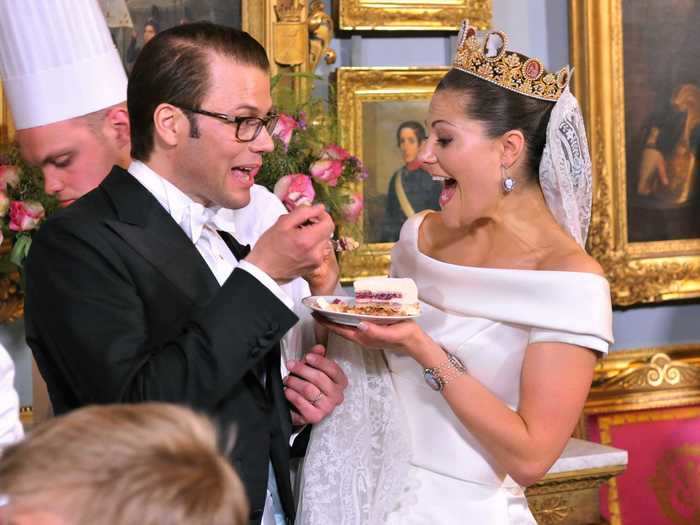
top-left (353, 277), bottom-right (420, 315)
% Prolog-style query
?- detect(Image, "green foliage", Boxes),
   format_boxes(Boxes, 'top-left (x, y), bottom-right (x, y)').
top-left (0, 142), bottom-right (58, 277)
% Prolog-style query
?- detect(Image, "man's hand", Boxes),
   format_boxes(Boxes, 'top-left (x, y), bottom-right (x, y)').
top-left (245, 204), bottom-right (335, 283)
top-left (303, 240), bottom-right (340, 296)
top-left (283, 345), bottom-right (348, 426)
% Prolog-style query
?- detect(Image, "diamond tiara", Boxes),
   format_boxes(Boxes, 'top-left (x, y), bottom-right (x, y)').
top-left (452, 20), bottom-right (571, 102)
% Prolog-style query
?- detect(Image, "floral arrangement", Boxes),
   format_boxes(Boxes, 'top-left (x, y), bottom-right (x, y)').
top-left (0, 143), bottom-right (57, 276)
top-left (255, 76), bottom-right (366, 250)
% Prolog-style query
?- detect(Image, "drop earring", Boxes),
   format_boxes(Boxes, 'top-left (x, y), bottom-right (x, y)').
top-left (501, 165), bottom-right (516, 193)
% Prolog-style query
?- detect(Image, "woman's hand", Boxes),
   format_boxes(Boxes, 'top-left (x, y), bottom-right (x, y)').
top-left (313, 314), bottom-right (440, 365)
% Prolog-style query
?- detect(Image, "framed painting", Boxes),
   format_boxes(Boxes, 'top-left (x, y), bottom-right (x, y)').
top-left (336, 67), bottom-right (448, 281)
top-left (570, 0), bottom-right (700, 305)
top-left (100, 0), bottom-right (243, 73)
top-left (334, 0), bottom-right (491, 31)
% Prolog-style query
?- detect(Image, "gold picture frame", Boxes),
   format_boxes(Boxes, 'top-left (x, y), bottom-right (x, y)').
top-left (335, 0), bottom-right (491, 31)
top-left (570, 0), bottom-right (700, 306)
top-left (336, 67), bottom-right (448, 282)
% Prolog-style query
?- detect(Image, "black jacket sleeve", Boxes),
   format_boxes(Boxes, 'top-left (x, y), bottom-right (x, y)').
top-left (25, 216), bottom-right (297, 412)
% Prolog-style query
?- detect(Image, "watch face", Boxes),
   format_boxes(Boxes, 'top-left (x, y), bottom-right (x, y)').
top-left (424, 370), bottom-right (442, 391)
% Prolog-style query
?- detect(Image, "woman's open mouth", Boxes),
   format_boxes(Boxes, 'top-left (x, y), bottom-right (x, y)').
top-left (433, 175), bottom-right (457, 207)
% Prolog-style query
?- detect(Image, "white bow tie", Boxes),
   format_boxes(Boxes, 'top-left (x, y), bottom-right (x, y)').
top-left (180, 202), bottom-right (237, 244)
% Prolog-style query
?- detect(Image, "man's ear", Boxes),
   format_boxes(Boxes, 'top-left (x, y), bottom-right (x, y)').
top-left (152, 103), bottom-right (183, 149)
top-left (500, 129), bottom-right (525, 170)
top-left (102, 104), bottom-right (130, 149)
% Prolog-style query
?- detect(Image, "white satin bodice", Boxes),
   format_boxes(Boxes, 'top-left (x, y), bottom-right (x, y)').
top-left (296, 211), bottom-right (614, 525)
top-left (386, 210), bottom-right (613, 488)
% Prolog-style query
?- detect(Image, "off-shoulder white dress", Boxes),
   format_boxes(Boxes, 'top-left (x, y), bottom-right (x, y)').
top-left (297, 211), bottom-right (613, 524)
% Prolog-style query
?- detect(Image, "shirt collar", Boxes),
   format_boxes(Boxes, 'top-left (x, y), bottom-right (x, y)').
top-left (128, 160), bottom-right (237, 242)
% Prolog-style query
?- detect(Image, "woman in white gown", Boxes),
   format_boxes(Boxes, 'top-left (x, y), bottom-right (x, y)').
top-left (296, 21), bottom-right (613, 524)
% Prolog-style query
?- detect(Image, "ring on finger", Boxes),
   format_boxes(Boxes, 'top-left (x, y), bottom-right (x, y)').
top-left (311, 392), bottom-right (323, 406)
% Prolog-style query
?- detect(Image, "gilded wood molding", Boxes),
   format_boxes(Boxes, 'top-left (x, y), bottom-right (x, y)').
top-left (336, 0), bottom-right (491, 31)
top-left (526, 465), bottom-right (626, 525)
top-left (586, 344), bottom-right (700, 414)
top-left (570, 0), bottom-right (700, 306)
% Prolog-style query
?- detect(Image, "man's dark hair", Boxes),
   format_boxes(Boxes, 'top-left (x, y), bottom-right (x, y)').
top-left (128, 22), bottom-right (270, 161)
top-left (396, 121), bottom-right (427, 147)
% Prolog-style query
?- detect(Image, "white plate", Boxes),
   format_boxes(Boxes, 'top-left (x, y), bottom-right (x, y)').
top-left (302, 295), bottom-right (420, 326)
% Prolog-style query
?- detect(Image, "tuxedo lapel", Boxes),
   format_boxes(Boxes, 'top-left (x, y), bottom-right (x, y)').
top-left (100, 167), bottom-right (219, 304)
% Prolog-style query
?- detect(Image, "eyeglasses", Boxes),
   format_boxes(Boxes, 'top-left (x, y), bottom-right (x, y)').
top-left (175, 105), bottom-right (279, 143)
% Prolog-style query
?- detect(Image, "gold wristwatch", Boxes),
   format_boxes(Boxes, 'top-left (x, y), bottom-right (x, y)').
top-left (423, 352), bottom-right (466, 392)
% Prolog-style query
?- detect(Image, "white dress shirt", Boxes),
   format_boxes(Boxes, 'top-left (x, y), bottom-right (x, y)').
top-left (129, 161), bottom-right (290, 524)
top-left (0, 342), bottom-right (23, 451)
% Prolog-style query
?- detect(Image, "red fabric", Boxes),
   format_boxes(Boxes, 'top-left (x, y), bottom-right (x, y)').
top-left (587, 407), bottom-right (700, 525)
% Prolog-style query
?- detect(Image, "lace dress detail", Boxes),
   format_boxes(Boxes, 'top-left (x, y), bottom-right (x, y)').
top-left (296, 334), bottom-right (410, 524)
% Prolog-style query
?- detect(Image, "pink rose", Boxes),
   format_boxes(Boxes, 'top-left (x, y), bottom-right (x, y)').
top-left (9, 200), bottom-right (45, 231)
top-left (309, 159), bottom-right (343, 187)
top-left (272, 113), bottom-right (299, 148)
top-left (0, 165), bottom-right (19, 191)
top-left (321, 144), bottom-right (351, 161)
top-left (273, 174), bottom-right (315, 211)
top-left (341, 192), bottom-right (364, 223)
top-left (0, 191), bottom-right (9, 217)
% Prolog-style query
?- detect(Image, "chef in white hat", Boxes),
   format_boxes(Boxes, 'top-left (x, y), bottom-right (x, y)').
top-left (0, 0), bottom-right (131, 207)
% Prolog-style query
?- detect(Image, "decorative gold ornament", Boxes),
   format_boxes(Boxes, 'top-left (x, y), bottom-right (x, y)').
top-left (274, 0), bottom-right (305, 22)
top-left (527, 496), bottom-right (572, 524)
top-left (453, 21), bottom-right (570, 102)
top-left (526, 465), bottom-right (627, 525)
top-left (338, 0), bottom-right (491, 32)
top-left (273, 0), bottom-right (307, 66)
top-left (586, 344), bottom-right (700, 415)
top-left (308, 0), bottom-right (336, 71)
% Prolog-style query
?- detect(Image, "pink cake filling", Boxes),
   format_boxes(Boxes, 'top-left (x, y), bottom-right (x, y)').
top-left (355, 291), bottom-right (402, 303)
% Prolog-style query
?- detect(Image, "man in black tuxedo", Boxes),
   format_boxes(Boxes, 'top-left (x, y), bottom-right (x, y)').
top-left (24, 22), bottom-right (347, 525)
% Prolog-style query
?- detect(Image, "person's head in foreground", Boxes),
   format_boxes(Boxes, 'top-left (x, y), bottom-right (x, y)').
top-left (128, 21), bottom-right (278, 210)
top-left (0, 0), bottom-right (131, 207)
top-left (0, 403), bottom-right (248, 525)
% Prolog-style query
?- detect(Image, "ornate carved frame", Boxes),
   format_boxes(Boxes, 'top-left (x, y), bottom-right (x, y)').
top-left (570, 0), bottom-right (700, 306)
top-left (334, 0), bottom-right (491, 31)
top-left (586, 343), bottom-right (700, 415)
top-left (335, 67), bottom-right (449, 282)
top-left (584, 343), bottom-right (700, 525)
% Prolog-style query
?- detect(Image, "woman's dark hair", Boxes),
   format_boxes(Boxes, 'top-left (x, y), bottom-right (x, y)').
top-left (144, 18), bottom-right (160, 34)
top-left (435, 69), bottom-right (555, 178)
top-left (128, 22), bottom-right (270, 161)
top-left (396, 121), bottom-right (427, 147)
